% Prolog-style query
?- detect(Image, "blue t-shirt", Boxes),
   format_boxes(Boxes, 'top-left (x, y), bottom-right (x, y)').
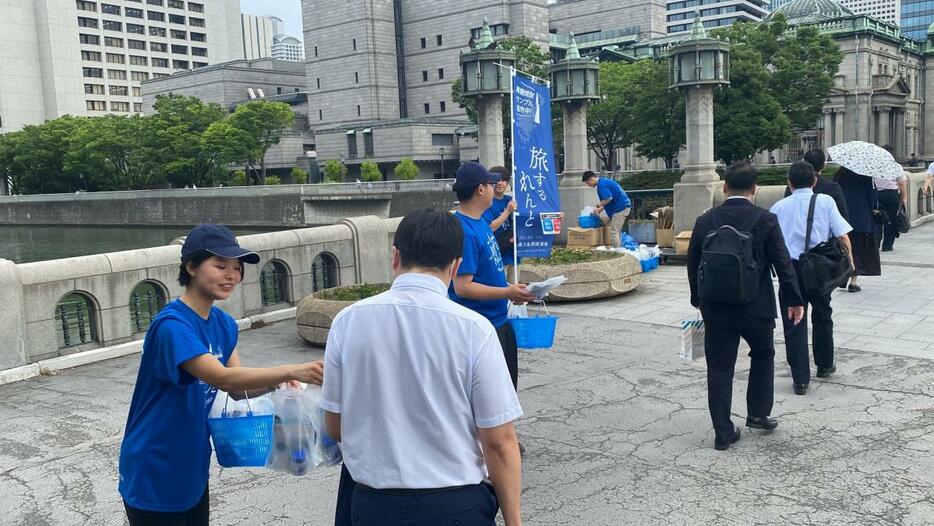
top-left (449, 211), bottom-right (509, 328)
top-left (482, 195), bottom-right (515, 266)
top-left (597, 178), bottom-right (632, 218)
top-left (119, 299), bottom-right (238, 512)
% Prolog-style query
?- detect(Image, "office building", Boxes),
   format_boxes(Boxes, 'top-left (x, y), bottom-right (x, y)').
top-left (273, 34), bottom-right (304, 62)
top-left (0, 0), bottom-right (243, 133)
top-left (666, 0), bottom-right (771, 33)
top-left (902, 0), bottom-right (934, 39)
top-left (839, 0), bottom-right (900, 26)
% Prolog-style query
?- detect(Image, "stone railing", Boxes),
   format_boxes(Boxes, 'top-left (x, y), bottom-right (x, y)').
top-left (0, 216), bottom-right (401, 370)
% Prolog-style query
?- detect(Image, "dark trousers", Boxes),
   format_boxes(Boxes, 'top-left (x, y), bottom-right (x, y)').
top-left (702, 312), bottom-right (776, 439)
top-left (780, 262), bottom-right (835, 384)
top-left (877, 189), bottom-right (900, 250)
top-left (495, 322), bottom-right (519, 391)
top-left (124, 486), bottom-right (209, 526)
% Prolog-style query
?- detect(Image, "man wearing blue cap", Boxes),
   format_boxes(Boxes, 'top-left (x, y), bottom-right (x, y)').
top-left (119, 224), bottom-right (324, 526)
top-left (450, 162), bottom-right (535, 398)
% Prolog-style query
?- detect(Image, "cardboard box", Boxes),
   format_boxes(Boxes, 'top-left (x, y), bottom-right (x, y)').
top-left (567, 226), bottom-right (603, 247)
top-left (674, 230), bottom-right (692, 255)
top-left (656, 228), bottom-right (674, 248)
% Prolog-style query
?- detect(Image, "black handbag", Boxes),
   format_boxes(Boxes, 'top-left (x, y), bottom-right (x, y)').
top-left (798, 194), bottom-right (853, 296)
top-left (897, 202), bottom-right (911, 234)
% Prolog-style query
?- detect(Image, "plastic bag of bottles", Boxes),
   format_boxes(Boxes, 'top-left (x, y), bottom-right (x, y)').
top-left (619, 232), bottom-right (639, 251)
top-left (209, 390), bottom-right (274, 419)
top-left (266, 385), bottom-right (341, 475)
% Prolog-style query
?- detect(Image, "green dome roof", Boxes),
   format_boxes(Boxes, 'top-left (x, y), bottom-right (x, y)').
top-left (765, 0), bottom-right (854, 25)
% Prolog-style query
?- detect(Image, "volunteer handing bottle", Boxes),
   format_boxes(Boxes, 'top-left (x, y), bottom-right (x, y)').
top-left (118, 224), bottom-right (324, 526)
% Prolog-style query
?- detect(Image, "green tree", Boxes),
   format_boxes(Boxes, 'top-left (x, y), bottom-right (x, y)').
top-left (360, 161), bottom-right (382, 182)
top-left (393, 158), bottom-right (419, 180)
top-left (323, 160), bottom-right (347, 183)
top-left (264, 175), bottom-right (282, 185)
top-left (628, 60), bottom-right (686, 169)
top-left (291, 167), bottom-right (309, 184)
top-left (202, 120), bottom-right (254, 180)
top-left (4, 116), bottom-right (86, 194)
top-left (66, 115), bottom-right (160, 190)
top-left (149, 94), bottom-right (228, 187)
top-left (587, 61), bottom-right (636, 170)
top-left (227, 100), bottom-right (294, 184)
top-left (230, 170), bottom-right (247, 186)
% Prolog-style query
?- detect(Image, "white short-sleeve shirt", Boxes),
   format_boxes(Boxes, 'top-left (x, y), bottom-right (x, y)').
top-left (771, 188), bottom-right (853, 260)
top-left (320, 272), bottom-right (522, 489)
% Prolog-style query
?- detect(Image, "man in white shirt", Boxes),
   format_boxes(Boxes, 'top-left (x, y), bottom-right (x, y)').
top-left (771, 162), bottom-right (854, 395)
top-left (322, 208), bottom-right (523, 526)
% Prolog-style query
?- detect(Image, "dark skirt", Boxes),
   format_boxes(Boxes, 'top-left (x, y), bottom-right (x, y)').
top-left (850, 232), bottom-right (881, 276)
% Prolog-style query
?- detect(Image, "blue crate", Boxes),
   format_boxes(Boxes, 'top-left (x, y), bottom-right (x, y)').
top-left (510, 316), bottom-right (559, 350)
top-left (209, 412), bottom-right (274, 468)
top-left (577, 215), bottom-right (602, 229)
top-left (640, 256), bottom-right (660, 273)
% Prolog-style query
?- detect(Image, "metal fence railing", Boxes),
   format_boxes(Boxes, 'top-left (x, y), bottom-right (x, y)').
top-left (625, 189), bottom-right (675, 221)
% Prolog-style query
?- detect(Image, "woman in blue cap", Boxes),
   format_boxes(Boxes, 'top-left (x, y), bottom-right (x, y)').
top-left (118, 224), bottom-right (324, 526)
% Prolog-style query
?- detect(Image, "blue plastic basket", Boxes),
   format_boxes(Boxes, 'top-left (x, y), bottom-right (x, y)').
top-left (578, 215), bottom-right (602, 229)
top-left (510, 316), bottom-right (559, 349)
top-left (639, 256), bottom-right (660, 273)
top-left (208, 412), bottom-right (274, 467)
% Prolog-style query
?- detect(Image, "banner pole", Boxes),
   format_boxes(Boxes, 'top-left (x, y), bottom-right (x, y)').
top-left (510, 66), bottom-right (520, 286)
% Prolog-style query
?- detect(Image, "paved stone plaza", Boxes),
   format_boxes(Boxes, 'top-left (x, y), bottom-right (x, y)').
top-left (2, 224), bottom-right (934, 525)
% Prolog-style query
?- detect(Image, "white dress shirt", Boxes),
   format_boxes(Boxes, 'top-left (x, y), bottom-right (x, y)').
top-left (320, 272), bottom-right (523, 489)
top-left (770, 188), bottom-right (852, 260)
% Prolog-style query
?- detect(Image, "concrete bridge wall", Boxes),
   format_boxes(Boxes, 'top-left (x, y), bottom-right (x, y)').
top-left (0, 216), bottom-right (402, 368)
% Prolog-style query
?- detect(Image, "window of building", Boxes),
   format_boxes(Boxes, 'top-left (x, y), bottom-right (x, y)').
top-left (111, 101), bottom-right (131, 112)
top-left (470, 23), bottom-right (509, 40)
top-left (169, 14), bottom-right (185, 24)
top-left (193, 61), bottom-right (208, 69)
top-left (104, 36), bottom-right (123, 47)
top-left (431, 133), bottom-right (454, 146)
top-left (128, 39), bottom-right (146, 50)
top-left (127, 7), bottom-right (145, 18)
top-left (151, 42), bottom-right (168, 52)
top-left (76, 1), bottom-right (97, 12)
top-left (440, 101), bottom-right (446, 112)
top-left (356, 105), bottom-right (361, 116)
top-left (347, 131), bottom-right (358, 157)
top-left (355, 72), bottom-right (359, 83)
top-left (314, 45), bottom-right (318, 57)
top-left (106, 53), bottom-right (125, 64)
top-left (134, 103), bottom-right (143, 113)
top-left (422, 70), bottom-right (428, 82)
top-left (81, 50), bottom-right (102, 61)
top-left (83, 67), bottom-right (103, 78)
top-left (188, 2), bottom-right (204, 13)
top-left (86, 100), bottom-right (107, 111)
top-left (152, 72), bottom-right (169, 78)
top-left (132, 86), bottom-right (142, 96)
top-left (318, 109), bottom-right (323, 120)
top-left (84, 84), bottom-right (105, 94)
top-left (353, 38), bottom-right (357, 50)
top-left (189, 17), bottom-right (205, 27)
top-left (363, 131), bottom-right (374, 156)
top-left (149, 26), bottom-right (167, 37)
top-left (171, 29), bottom-right (187, 39)
top-left (108, 69), bottom-right (127, 80)
top-left (191, 47), bottom-right (207, 57)
top-left (436, 34), bottom-right (442, 46)
top-left (423, 103), bottom-right (430, 114)
top-left (438, 68), bottom-right (444, 80)
top-left (316, 78), bottom-right (320, 89)
top-left (79, 34), bottom-right (100, 45)
top-left (131, 71), bottom-right (149, 81)
top-left (148, 10), bottom-right (165, 21)
top-left (173, 59), bottom-right (189, 69)
top-left (109, 85), bottom-right (129, 96)
top-left (126, 23), bottom-right (145, 34)
top-left (190, 32), bottom-right (206, 42)
top-left (152, 57), bottom-right (169, 67)
top-left (102, 20), bottom-right (122, 31)
top-left (420, 37), bottom-right (426, 49)
top-left (168, 0), bottom-right (184, 8)
top-left (130, 55), bottom-right (148, 66)
top-left (78, 17), bottom-right (99, 28)
top-left (171, 44), bottom-right (188, 54)
top-left (147, 0), bottom-right (163, 5)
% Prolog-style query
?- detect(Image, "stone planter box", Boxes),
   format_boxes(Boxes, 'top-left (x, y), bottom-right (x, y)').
top-left (519, 253), bottom-right (643, 302)
top-left (296, 284), bottom-right (389, 346)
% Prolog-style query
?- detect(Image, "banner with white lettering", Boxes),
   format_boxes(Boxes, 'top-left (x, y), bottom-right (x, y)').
top-left (511, 73), bottom-right (560, 258)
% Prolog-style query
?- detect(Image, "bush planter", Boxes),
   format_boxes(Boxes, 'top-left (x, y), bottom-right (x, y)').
top-left (296, 283), bottom-right (390, 346)
top-left (520, 249), bottom-right (643, 302)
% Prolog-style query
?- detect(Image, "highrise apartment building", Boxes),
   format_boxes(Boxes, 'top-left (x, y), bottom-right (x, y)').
top-left (839, 0), bottom-right (900, 25)
top-left (243, 14), bottom-right (304, 62)
top-left (666, 0), bottom-right (771, 33)
top-left (0, 0), bottom-right (243, 133)
top-left (901, 0), bottom-right (932, 39)
top-left (273, 35), bottom-right (304, 62)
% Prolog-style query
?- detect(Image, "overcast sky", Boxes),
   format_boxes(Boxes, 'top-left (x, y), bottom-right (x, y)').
top-left (240, 0), bottom-right (303, 39)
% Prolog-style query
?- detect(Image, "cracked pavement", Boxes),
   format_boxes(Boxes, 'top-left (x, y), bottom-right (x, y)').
top-left (2, 224), bottom-right (934, 525)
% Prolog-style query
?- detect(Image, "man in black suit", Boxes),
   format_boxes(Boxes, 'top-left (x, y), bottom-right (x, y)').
top-left (784, 149), bottom-right (850, 221)
top-left (688, 161), bottom-right (805, 451)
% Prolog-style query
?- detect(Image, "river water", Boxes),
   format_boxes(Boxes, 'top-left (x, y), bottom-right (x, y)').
top-left (0, 225), bottom-right (279, 264)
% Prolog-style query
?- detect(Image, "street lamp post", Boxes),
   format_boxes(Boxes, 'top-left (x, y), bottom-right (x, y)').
top-left (439, 146), bottom-right (446, 179)
top-left (550, 33), bottom-right (600, 186)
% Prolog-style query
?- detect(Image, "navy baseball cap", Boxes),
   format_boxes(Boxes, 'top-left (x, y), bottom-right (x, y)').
top-left (181, 224), bottom-right (260, 264)
top-left (453, 161), bottom-right (502, 191)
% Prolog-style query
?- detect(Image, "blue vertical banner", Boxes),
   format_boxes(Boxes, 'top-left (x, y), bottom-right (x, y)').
top-left (512, 73), bottom-right (561, 258)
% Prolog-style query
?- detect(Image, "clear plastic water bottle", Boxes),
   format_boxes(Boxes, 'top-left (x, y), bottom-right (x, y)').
top-left (291, 447), bottom-right (307, 475)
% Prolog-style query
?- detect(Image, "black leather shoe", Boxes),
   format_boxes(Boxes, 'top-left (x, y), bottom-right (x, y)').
top-left (848, 284), bottom-right (862, 293)
top-left (794, 383), bottom-right (808, 395)
top-left (746, 416), bottom-right (778, 431)
top-left (816, 365), bottom-right (836, 378)
top-left (882, 246), bottom-right (893, 252)
top-left (714, 427), bottom-right (741, 451)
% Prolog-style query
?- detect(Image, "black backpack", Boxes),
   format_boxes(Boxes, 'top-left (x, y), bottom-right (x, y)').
top-left (698, 209), bottom-right (764, 305)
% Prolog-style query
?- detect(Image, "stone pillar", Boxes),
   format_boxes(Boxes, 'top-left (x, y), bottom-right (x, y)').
top-left (561, 100), bottom-right (589, 180)
top-left (877, 107), bottom-right (891, 146)
top-left (477, 94), bottom-right (505, 168)
top-left (895, 110), bottom-right (906, 160)
top-left (0, 259), bottom-right (27, 370)
top-left (823, 112), bottom-right (833, 148)
top-left (834, 111), bottom-right (845, 146)
top-left (674, 85), bottom-right (721, 234)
